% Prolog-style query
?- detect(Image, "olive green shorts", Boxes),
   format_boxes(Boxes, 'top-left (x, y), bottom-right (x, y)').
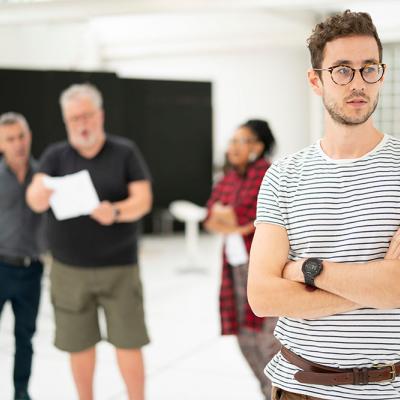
top-left (50, 259), bottom-right (150, 353)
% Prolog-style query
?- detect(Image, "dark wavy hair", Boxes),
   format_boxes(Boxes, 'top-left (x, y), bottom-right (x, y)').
top-left (241, 119), bottom-right (275, 158)
top-left (307, 10), bottom-right (382, 70)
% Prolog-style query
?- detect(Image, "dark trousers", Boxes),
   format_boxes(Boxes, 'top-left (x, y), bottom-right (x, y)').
top-left (231, 264), bottom-right (280, 399)
top-left (0, 260), bottom-right (43, 394)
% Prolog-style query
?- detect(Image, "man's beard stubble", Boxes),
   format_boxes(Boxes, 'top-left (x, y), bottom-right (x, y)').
top-left (323, 90), bottom-right (379, 126)
top-left (70, 130), bottom-right (98, 149)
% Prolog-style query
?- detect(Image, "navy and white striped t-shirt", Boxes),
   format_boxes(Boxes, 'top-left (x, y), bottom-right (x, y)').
top-left (256, 134), bottom-right (400, 400)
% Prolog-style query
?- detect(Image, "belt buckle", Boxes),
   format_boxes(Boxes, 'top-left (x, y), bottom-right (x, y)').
top-left (23, 257), bottom-right (31, 267)
top-left (373, 363), bottom-right (396, 383)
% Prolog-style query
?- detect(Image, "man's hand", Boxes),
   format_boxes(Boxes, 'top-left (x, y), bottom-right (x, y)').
top-left (282, 259), bottom-right (304, 283)
top-left (284, 227), bottom-right (400, 291)
top-left (26, 173), bottom-right (54, 213)
top-left (90, 201), bottom-right (116, 225)
top-left (385, 228), bottom-right (400, 260)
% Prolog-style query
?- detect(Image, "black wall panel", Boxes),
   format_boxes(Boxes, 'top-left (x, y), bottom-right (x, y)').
top-left (121, 78), bottom-right (212, 208)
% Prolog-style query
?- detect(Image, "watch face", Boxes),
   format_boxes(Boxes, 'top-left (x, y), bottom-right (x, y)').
top-left (303, 258), bottom-right (323, 276)
top-left (302, 258), bottom-right (323, 287)
top-left (308, 260), bottom-right (320, 274)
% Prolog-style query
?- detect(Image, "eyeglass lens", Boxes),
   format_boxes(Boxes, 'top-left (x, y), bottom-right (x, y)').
top-left (331, 64), bottom-right (384, 85)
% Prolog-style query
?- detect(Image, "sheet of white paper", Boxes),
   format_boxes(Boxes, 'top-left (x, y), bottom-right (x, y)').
top-left (225, 233), bottom-right (249, 267)
top-left (43, 170), bottom-right (100, 221)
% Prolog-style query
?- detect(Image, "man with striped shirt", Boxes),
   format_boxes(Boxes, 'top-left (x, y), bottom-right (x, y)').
top-left (248, 10), bottom-right (400, 400)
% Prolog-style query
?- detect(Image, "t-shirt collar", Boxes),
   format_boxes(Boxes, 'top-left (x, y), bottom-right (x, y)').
top-left (317, 134), bottom-right (389, 165)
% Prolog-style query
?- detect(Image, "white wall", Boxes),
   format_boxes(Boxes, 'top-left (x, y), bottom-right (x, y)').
top-left (0, 12), bottom-right (313, 166)
top-left (1, 1), bottom-right (400, 166)
top-left (0, 22), bottom-right (101, 70)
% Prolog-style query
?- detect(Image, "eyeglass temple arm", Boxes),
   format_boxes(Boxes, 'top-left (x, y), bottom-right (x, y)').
top-left (313, 68), bottom-right (332, 71)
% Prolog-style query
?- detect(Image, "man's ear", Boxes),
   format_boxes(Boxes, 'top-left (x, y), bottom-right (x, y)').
top-left (379, 64), bottom-right (387, 86)
top-left (308, 68), bottom-right (323, 96)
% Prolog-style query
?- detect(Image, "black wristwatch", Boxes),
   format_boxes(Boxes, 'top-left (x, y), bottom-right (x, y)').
top-left (302, 258), bottom-right (323, 288)
top-left (112, 205), bottom-right (121, 223)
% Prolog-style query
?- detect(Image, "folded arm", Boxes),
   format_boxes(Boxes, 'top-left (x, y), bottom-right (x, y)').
top-left (204, 204), bottom-right (255, 235)
top-left (247, 223), bottom-right (360, 319)
top-left (284, 258), bottom-right (400, 310)
top-left (281, 228), bottom-right (400, 310)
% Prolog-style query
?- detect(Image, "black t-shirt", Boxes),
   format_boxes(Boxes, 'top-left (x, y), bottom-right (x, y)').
top-left (39, 134), bottom-right (151, 267)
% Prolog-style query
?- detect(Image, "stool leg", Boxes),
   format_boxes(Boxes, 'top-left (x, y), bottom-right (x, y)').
top-left (185, 221), bottom-right (199, 266)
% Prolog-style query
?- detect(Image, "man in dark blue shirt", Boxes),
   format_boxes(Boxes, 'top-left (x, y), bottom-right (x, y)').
top-left (0, 112), bottom-right (44, 400)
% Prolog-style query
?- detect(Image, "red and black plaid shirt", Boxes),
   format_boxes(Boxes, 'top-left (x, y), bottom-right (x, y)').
top-left (206, 158), bottom-right (271, 335)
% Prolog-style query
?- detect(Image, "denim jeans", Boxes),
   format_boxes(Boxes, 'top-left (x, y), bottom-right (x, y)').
top-left (0, 260), bottom-right (43, 394)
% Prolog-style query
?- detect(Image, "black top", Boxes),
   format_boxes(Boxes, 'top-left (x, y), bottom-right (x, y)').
top-left (38, 134), bottom-right (151, 267)
top-left (0, 158), bottom-right (44, 258)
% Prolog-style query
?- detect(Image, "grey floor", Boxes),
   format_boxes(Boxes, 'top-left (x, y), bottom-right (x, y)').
top-left (0, 234), bottom-right (265, 400)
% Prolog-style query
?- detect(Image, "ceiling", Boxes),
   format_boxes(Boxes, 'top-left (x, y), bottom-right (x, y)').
top-left (0, 0), bottom-right (398, 61)
top-left (0, 1), bottom-right (398, 34)
top-left (0, 0), bottom-right (398, 24)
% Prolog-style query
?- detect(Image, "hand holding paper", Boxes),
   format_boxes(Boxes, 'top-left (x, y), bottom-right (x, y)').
top-left (29, 173), bottom-right (54, 211)
top-left (43, 170), bottom-right (100, 221)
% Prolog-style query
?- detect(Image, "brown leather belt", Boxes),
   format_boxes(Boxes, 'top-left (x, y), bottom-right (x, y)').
top-left (281, 346), bottom-right (400, 385)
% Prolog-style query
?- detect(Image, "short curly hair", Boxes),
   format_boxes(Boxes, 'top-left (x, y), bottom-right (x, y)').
top-left (307, 10), bottom-right (382, 69)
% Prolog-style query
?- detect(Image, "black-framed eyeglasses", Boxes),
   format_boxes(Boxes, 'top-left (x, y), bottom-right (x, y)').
top-left (313, 63), bottom-right (386, 85)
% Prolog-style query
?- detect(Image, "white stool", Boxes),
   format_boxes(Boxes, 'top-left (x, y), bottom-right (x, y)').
top-left (169, 200), bottom-right (207, 273)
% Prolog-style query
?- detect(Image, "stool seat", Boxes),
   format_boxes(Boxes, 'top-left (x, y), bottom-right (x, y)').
top-left (169, 200), bottom-right (207, 222)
